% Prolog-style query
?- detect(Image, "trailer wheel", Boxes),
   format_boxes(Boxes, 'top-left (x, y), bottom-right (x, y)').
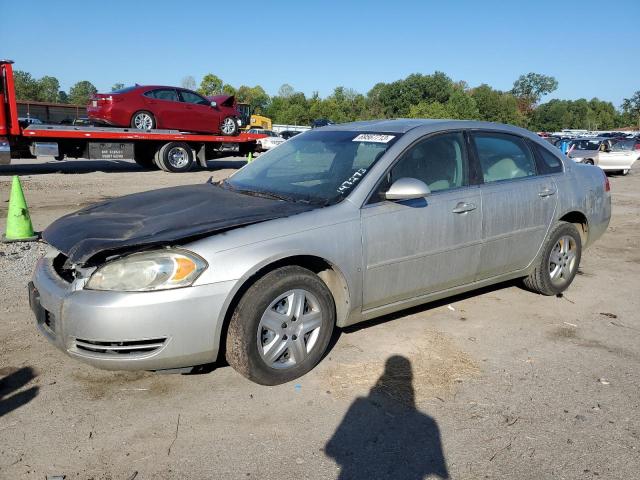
top-left (155, 142), bottom-right (194, 173)
top-left (221, 116), bottom-right (239, 136)
top-left (131, 111), bottom-right (156, 130)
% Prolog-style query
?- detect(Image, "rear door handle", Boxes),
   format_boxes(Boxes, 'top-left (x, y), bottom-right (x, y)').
top-left (538, 187), bottom-right (557, 197)
top-left (452, 202), bottom-right (477, 214)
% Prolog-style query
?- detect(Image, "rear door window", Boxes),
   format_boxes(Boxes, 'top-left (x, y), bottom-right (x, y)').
top-left (532, 143), bottom-right (563, 174)
top-left (144, 89), bottom-right (179, 102)
top-left (472, 132), bottom-right (537, 183)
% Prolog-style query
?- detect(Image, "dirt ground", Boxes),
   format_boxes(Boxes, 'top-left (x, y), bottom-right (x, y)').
top-left (0, 157), bottom-right (638, 480)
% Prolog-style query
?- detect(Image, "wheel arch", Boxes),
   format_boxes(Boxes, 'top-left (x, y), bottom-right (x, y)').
top-left (215, 254), bottom-right (352, 362)
top-left (558, 210), bottom-right (589, 246)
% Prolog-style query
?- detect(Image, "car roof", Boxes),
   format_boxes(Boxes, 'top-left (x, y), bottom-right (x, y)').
top-left (321, 118), bottom-right (534, 135)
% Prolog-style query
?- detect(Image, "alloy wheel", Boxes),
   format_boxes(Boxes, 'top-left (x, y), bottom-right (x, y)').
top-left (221, 117), bottom-right (236, 135)
top-left (548, 235), bottom-right (577, 287)
top-left (134, 113), bottom-right (154, 130)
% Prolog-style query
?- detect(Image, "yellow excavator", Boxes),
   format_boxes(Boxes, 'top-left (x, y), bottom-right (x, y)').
top-left (237, 103), bottom-right (272, 130)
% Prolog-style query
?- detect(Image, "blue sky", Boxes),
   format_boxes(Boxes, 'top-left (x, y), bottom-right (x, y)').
top-left (2, 0), bottom-right (638, 107)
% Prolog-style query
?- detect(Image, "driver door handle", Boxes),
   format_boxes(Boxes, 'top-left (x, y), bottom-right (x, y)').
top-left (538, 187), bottom-right (557, 197)
top-left (452, 202), bottom-right (477, 214)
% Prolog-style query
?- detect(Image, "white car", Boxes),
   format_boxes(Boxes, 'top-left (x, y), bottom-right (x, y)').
top-left (568, 138), bottom-right (639, 175)
top-left (248, 129), bottom-right (286, 151)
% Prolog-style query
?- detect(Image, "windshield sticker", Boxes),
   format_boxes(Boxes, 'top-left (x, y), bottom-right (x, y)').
top-left (337, 168), bottom-right (367, 194)
top-left (352, 134), bottom-right (395, 143)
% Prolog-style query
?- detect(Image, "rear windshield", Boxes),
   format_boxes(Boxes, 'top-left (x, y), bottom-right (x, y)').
top-left (111, 86), bottom-right (138, 94)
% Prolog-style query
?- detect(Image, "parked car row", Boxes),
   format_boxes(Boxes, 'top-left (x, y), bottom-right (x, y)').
top-left (566, 137), bottom-right (640, 175)
top-left (541, 133), bottom-right (639, 175)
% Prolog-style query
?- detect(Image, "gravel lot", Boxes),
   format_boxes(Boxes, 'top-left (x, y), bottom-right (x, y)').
top-left (1, 157), bottom-right (639, 480)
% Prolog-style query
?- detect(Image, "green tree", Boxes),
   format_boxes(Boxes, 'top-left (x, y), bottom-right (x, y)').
top-left (111, 82), bottom-right (125, 91)
top-left (621, 91), bottom-right (640, 129)
top-left (408, 90), bottom-right (479, 120)
top-left (222, 84), bottom-right (237, 96)
top-left (236, 85), bottom-right (270, 113)
top-left (470, 84), bottom-right (524, 125)
top-left (13, 70), bottom-right (40, 101)
top-left (511, 72), bottom-right (558, 115)
top-left (68, 80), bottom-right (97, 105)
top-left (37, 76), bottom-right (61, 102)
top-left (366, 71), bottom-right (455, 117)
top-left (57, 90), bottom-right (69, 104)
top-left (197, 73), bottom-right (224, 96)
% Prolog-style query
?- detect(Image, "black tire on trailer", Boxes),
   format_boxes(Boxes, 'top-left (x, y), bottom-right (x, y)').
top-left (130, 111), bottom-right (156, 130)
top-left (226, 266), bottom-right (336, 385)
top-left (522, 221), bottom-right (582, 296)
top-left (220, 116), bottom-right (239, 136)
top-left (155, 142), bottom-right (194, 173)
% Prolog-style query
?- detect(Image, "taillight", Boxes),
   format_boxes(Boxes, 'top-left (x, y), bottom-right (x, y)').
top-left (603, 171), bottom-right (610, 192)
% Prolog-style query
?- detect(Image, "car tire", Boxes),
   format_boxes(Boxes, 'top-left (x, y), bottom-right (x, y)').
top-left (584, 159), bottom-right (594, 165)
top-left (523, 221), bottom-right (582, 296)
top-left (621, 169), bottom-right (630, 176)
top-left (131, 111), bottom-right (156, 130)
top-left (226, 266), bottom-right (336, 385)
top-left (220, 116), bottom-right (239, 136)
top-left (154, 142), bottom-right (194, 173)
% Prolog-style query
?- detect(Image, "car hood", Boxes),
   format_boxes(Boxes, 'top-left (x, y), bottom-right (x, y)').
top-left (42, 183), bottom-right (316, 265)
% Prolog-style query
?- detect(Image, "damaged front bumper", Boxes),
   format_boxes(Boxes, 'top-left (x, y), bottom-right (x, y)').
top-left (30, 250), bottom-right (234, 371)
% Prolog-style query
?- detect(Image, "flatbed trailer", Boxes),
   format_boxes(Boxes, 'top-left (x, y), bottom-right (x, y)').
top-left (0, 60), bottom-right (263, 172)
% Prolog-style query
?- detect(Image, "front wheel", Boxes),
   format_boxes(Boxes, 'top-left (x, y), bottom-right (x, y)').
top-left (226, 266), bottom-right (335, 385)
top-left (523, 221), bottom-right (582, 296)
top-left (220, 116), bottom-right (239, 136)
top-left (621, 169), bottom-right (630, 176)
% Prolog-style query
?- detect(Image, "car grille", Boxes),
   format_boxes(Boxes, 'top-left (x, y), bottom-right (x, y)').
top-left (74, 338), bottom-right (167, 356)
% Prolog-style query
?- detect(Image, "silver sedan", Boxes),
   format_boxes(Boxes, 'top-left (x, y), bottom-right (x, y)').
top-left (31, 120), bottom-right (611, 384)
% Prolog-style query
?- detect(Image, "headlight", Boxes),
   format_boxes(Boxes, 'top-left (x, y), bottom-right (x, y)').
top-left (86, 249), bottom-right (207, 292)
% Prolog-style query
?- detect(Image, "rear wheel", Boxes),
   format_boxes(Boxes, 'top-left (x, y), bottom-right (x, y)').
top-left (226, 266), bottom-right (335, 385)
top-left (131, 111), bottom-right (156, 130)
top-left (220, 116), bottom-right (239, 136)
top-left (154, 142), bottom-right (194, 173)
top-left (523, 221), bottom-right (582, 296)
top-left (584, 159), bottom-right (594, 165)
top-left (621, 169), bottom-right (630, 176)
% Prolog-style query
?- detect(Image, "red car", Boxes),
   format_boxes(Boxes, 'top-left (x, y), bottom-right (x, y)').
top-left (87, 86), bottom-right (241, 135)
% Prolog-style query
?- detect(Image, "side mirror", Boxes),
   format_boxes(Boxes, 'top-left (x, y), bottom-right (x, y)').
top-left (210, 101), bottom-right (218, 108)
top-left (384, 177), bottom-right (431, 201)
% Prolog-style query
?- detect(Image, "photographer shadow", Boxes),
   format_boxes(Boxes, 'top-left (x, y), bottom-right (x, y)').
top-left (325, 355), bottom-right (448, 480)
